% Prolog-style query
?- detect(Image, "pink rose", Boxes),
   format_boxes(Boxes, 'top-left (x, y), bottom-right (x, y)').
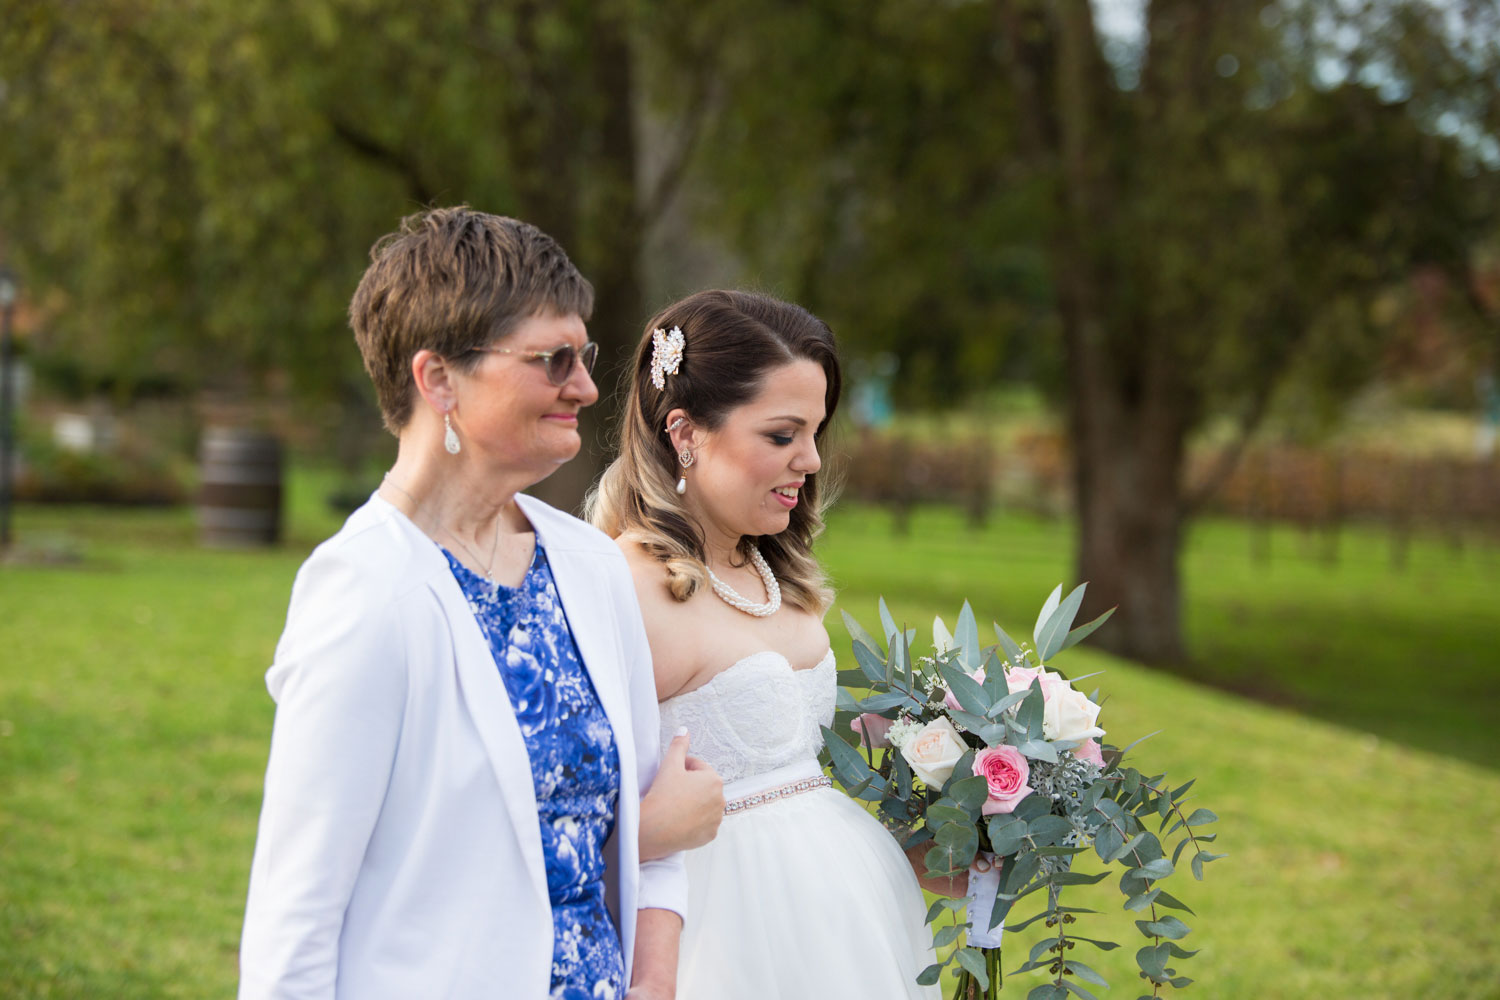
top-left (851, 713), bottom-right (893, 748)
top-left (942, 668), bottom-right (986, 712)
top-left (974, 745), bottom-right (1033, 815)
top-left (1075, 738), bottom-right (1105, 767)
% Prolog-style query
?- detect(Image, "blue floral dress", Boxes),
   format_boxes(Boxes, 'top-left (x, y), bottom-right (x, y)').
top-left (444, 543), bottom-right (626, 1000)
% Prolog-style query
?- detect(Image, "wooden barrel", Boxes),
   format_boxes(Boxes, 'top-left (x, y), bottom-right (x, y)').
top-left (198, 428), bottom-right (283, 547)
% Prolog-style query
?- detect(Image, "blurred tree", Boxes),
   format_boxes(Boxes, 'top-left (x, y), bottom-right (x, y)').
top-left (667, 0), bottom-right (1500, 662)
top-left (0, 0), bottom-right (716, 502)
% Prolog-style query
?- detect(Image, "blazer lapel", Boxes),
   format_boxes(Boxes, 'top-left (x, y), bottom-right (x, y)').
top-left (541, 541), bottom-right (632, 749)
top-left (424, 544), bottom-right (549, 905)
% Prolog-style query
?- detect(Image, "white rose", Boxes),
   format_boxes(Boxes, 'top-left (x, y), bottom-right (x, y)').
top-left (900, 716), bottom-right (969, 787)
top-left (1042, 682), bottom-right (1105, 744)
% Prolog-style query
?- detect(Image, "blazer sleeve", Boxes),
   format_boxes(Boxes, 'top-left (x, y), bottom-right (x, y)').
top-left (239, 549), bottom-right (409, 1000)
top-left (615, 557), bottom-right (689, 919)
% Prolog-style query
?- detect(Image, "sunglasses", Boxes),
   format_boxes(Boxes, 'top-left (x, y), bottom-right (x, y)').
top-left (472, 340), bottom-right (599, 386)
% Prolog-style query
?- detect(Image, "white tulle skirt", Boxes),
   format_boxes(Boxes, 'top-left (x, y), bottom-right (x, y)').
top-left (676, 761), bottom-right (941, 1000)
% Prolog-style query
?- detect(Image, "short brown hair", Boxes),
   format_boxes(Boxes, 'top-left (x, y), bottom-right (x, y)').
top-left (349, 207), bottom-right (594, 432)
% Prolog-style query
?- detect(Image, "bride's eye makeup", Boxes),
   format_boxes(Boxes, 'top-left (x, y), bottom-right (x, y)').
top-left (766, 431), bottom-right (795, 446)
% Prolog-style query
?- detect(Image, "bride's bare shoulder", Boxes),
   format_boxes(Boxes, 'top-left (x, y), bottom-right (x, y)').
top-left (613, 533), bottom-right (686, 611)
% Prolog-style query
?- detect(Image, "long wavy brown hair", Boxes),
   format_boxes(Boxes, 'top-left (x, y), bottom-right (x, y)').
top-left (587, 290), bottom-right (842, 613)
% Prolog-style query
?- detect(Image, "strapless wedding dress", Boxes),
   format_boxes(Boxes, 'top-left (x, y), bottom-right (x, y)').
top-left (659, 650), bottom-right (939, 999)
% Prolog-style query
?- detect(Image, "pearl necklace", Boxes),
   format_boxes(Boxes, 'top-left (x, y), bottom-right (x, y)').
top-left (707, 547), bottom-right (781, 617)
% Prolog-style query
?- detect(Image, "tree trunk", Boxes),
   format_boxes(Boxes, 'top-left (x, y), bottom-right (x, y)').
top-left (527, 4), bottom-right (642, 515)
top-left (996, 0), bottom-right (1194, 664)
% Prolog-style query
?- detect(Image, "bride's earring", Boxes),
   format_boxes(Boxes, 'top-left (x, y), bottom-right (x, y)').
top-left (444, 412), bottom-right (461, 455)
top-left (676, 448), bottom-right (695, 495)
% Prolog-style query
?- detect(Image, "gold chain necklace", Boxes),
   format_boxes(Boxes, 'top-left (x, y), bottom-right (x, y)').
top-left (382, 473), bottom-right (504, 584)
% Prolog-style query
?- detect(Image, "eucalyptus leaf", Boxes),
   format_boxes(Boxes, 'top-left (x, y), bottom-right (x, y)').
top-left (1051, 870), bottom-right (1110, 886)
top-left (1117, 731), bottom-right (1160, 756)
top-left (1057, 605), bottom-right (1116, 653)
top-left (915, 963), bottom-right (945, 987)
top-left (893, 745), bottom-right (913, 799)
top-left (954, 948), bottom-right (990, 989)
top-left (933, 924), bottom-right (963, 949)
top-left (1033, 584), bottom-right (1064, 648)
top-left (1123, 888), bottom-right (1162, 911)
top-left (1135, 916), bottom-right (1191, 940)
top-left (940, 660), bottom-right (990, 716)
top-left (1066, 960), bottom-right (1110, 988)
top-left (1018, 739), bottom-right (1058, 763)
top-left (1027, 938), bottom-right (1061, 964)
top-left (989, 891), bottom-right (1015, 932)
top-left (1068, 936), bottom-right (1120, 951)
top-left (836, 688), bottom-right (864, 714)
top-left (821, 725), bottom-right (875, 786)
top-left (932, 615), bottom-right (955, 654)
top-left (1136, 857), bottom-right (1174, 880)
top-left (842, 608), bottom-right (885, 659)
top-left (902, 826), bottom-right (933, 850)
top-left (1025, 814), bottom-right (1072, 846)
top-left (987, 815), bottom-right (1028, 856)
top-left (1025, 985), bottom-right (1067, 1000)
top-left (1014, 794), bottom-right (1053, 822)
top-left (851, 640), bottom-right (887, 685)
top-left (947, 774), bottom-right (989, 813)
top-left (993, 622), bottom-right (1025, 665)
top-left (926, 897), bottom-right (963, 923)
top-left (858, 690), bottom-right (916, 712)
top-left (956, 600), bottom-right (981, 670)
top-left (1005, 853), bottom-right (1042, 893)
top-left (878, 597), bottom-right (900, 647)
top-left (1135, 942), bottom-right (1171, 980)
top-left (981, 648), bottom-right (1008, 701)
top-left (926, 804), bottom-right (971, 827)
top-left (1035, 583), bottom-right (1087, 661)
top-left (1185, 808), bottom-right (1218, 826)
top-left (1154, 890), bottom-right (1194, 914)
top-left (987, 689), bottom-right (1031, 719)
top-left (1016, 683), bottom-right (1045, 740)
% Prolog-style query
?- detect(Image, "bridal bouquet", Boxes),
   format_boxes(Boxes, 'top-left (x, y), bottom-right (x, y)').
top-left (822, 587), bottom-right (1222, 1000)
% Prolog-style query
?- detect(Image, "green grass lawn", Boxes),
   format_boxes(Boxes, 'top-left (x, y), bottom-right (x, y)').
top-left (1, 486), bottom-right (1496, 997)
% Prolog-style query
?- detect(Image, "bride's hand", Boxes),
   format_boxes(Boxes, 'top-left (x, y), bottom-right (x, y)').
top-left (639, 729), bottom-right (724, 860)
top-left (904, 841), bottom-right (969, 897)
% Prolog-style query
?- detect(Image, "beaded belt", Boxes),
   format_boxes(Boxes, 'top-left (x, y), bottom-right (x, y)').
top-left (723, 774), bottom-right (832, 815)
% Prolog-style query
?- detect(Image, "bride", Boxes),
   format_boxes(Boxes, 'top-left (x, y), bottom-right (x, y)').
top-left (589, 290), bottom-right (940, 999)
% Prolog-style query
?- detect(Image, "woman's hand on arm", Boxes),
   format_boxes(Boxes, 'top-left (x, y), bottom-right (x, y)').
top-left (638, 729), bottom-right (724, 861)
top-left (626, 907), bottom-right (683, 1000)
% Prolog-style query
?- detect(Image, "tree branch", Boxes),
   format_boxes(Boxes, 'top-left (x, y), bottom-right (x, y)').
top-left (639, 52), bottom-right (719, 228)
top-left (1183, 376), bottom-right (1276, 514)
top-left (326, 116), bottom-right (436, 206)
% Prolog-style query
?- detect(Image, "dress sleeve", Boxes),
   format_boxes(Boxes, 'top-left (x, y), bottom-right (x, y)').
top-left (615, 557), bottom-right (689, 920)
top-left (238, 551), bottom-right (409, 1000)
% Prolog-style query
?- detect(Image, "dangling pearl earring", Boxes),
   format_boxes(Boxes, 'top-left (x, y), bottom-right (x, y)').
top-left (444, 413), bottom-right (461, 455)
top-left (676, 447), bottom-right (695, 494)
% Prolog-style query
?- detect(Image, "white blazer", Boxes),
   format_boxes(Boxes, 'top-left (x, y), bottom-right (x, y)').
top-left (239, 493), bottom-right (686, 1000)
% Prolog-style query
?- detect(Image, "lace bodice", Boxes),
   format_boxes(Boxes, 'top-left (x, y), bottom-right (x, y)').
top-left (658, 649), bottom-right (836, 783)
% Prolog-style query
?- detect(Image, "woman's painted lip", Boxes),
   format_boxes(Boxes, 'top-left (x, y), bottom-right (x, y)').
top-left (542, 413), bottom-right (579, 424)
top-left (771, 489), bottom-right (798, 509)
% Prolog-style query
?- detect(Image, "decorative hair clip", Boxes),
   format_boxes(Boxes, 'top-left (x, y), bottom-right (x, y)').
top-left (650, 326), bottom-right (685, 391)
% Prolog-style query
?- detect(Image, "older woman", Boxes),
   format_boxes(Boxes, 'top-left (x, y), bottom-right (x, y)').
top-left (238, 208), bottom-right (706, 1000)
